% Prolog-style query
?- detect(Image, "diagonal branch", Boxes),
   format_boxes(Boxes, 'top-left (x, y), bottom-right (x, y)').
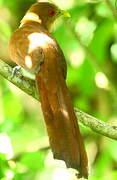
top-left (104, 0), bottom-right (117, 22)
top-left (0, 59), bottom-right (117, 140)
top-left (64, 20), bottom-right (117, 99)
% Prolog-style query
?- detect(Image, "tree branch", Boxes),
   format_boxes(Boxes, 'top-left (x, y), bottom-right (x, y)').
top-left (0, 59), bottom-right (117, 140)
top-left (0, 59), bottom-right (38, 100)
top-left (64, 20), bottom-right (117, 100)
top-left (104, 0), bottom-right (117, 21)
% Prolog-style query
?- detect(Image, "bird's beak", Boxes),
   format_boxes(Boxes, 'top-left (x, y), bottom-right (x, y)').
top-left (59, 10), bottom-right (71, 17)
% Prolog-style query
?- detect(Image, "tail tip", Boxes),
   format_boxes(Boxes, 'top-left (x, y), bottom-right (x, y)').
top-left (76, 171), bottom-right (88, 179)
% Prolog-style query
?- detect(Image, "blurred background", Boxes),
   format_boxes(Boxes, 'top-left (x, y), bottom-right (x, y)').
top-left (0, 0), bottom-right (117, 179)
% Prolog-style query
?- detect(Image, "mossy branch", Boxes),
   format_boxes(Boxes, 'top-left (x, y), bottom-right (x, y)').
top-left (0, 59), bottom-right (117, 140)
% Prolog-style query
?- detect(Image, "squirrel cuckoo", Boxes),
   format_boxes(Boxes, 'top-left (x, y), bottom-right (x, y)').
top-left (9, 2), bottom-right (88, 178)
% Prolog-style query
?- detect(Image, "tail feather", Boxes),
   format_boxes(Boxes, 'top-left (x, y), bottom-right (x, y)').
top-left (36, 69), bottom-right (88, 178)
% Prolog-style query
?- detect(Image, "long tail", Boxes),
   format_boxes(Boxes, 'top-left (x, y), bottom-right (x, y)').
top-left (36, 65), bottom-right (88, 178)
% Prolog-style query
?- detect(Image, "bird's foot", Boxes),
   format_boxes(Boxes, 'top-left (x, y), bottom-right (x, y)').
top-left (11, 66), bottom-right (35, 80)
top-left (11, 65), bottom-right (22, 79)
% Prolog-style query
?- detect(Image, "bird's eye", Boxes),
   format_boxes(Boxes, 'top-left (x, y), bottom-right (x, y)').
top-left (48, 10), bottom-right (56, 16)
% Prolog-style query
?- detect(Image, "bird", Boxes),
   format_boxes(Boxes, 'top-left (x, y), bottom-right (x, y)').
top-left (9, 2), bottom-right (88, 178)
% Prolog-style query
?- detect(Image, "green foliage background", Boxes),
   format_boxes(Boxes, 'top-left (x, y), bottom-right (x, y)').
top-left (0, 0), bottom-right (117, 179)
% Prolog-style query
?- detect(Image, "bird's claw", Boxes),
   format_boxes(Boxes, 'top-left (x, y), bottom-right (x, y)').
top-left (11, 65), bottom-right (22, 79)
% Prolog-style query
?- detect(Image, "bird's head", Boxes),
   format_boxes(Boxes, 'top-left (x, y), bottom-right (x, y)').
top-left (21, 2), bottom-right (70, 31)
